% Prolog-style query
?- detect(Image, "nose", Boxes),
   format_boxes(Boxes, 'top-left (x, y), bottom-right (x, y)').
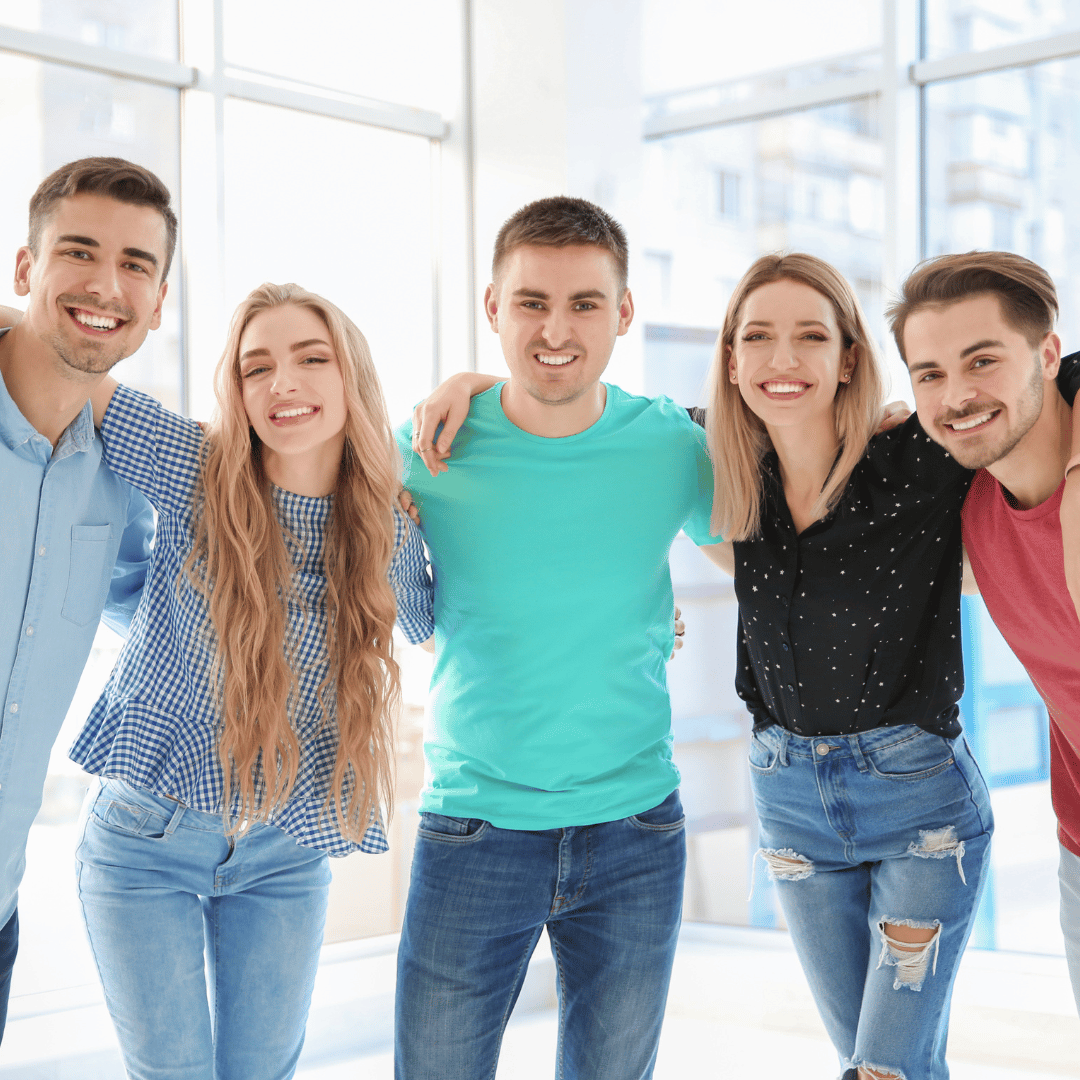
top-left (770, 338), bottom-right (799, 370)
top-left (269, 364), bottom-right (299, 396)
top-left (539, 306), bottom-right (572, 349)
top-left (83, 258), bottom-right (123, 305)
top-left (940, 371), bottom-right (979, 413)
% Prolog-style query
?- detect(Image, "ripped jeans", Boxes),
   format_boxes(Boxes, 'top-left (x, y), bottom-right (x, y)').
top-left (749, 724), bottom-right (993, 1080)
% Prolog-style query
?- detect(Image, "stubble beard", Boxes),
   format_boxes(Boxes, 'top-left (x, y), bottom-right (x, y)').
top-left (943, 357), bottom-right (1045, 469)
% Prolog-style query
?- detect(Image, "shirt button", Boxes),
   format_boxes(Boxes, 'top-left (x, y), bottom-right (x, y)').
top-left (786, 684), bottom-right (794, 693)
top-left (25, 626), bottom-right (33, 636)
top-left (782, 643), bottom-right (789, 651)
top-left (37, 546), bottom-right (46, 557)
top-left (8, 704), bottom-right (17, 714)
top-left (781, 597), bottom-right (789, 607)
top-left (817, 744), bottom-right (831, 756)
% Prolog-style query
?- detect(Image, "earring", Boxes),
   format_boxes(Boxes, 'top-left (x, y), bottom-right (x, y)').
top-left (729, 370), bottom-right (738, 384)
top-left (840, 372), bottom-right (851, 384)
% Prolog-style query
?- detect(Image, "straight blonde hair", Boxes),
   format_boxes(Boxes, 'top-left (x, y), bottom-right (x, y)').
top-left (706, 254), bottom-right (885, 540)
top-left (185, 283), bottom-right (401, 841)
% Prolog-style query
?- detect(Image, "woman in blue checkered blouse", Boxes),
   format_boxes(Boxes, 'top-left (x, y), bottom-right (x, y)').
top-left (70, 283), bottom-right (433, 1079)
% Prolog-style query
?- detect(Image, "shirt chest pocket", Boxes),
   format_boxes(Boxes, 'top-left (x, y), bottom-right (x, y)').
top-left (62, 524), bottom-right (116, 627)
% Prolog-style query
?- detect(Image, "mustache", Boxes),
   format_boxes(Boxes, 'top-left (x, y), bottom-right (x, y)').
top-left (938, 401), bottom-right (1003, 425)
top-left (59, 294), bottom-right (136, 321)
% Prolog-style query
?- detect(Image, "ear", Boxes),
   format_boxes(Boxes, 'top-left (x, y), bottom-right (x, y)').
top-left (725, 343), bottom-right (738, 384)
top-left (14, 246), bottom-right (31, 297)
top-left (149, 280), bottom-right (168, 332)
top-left (483, 283), bottom-right (499, 332)
top-left (616, 288), bottom-right (634, 336)
top-left (1041, 331), bottom-right (1062, 380)
top-left (841, 341), bottom-right (859, 384)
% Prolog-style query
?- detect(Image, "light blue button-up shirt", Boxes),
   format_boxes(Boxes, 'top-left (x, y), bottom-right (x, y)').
top-left (0, 327), bottom-right (153, 927)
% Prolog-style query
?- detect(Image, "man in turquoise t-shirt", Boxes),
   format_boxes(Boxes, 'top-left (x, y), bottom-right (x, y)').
top-left (394, 197), bottom-right (723, 1080)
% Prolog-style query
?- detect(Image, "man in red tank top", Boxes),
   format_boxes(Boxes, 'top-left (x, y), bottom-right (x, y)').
top-left (888, 251), bottom-right (1080, 1011)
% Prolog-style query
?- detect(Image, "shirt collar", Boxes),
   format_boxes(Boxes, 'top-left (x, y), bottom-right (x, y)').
top-left (0, 327), bottom-right (95, 457)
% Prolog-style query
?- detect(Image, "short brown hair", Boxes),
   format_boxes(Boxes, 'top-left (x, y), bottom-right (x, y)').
top-left (492, 196), bottom-right (629, 292)
top-left (888, 251), bottom-right (1058, 362)
top-left (28, 157), bottom-right (178, 280)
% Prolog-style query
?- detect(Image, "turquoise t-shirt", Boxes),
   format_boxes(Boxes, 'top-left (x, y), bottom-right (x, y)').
top-left (397, 382), bottom-right (720, 830)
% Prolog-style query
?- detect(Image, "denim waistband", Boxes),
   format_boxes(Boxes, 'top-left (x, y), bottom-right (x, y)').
top-left (754, 723), bottom-right (952, 766)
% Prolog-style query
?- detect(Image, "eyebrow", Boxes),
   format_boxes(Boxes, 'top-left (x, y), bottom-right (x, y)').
top-left (511, 288), bottom-right (608, 301)
top-left (908, 339), bottom-right (1008, 373)
top-left (743, 320), bottom-right (829, 329)
top-left (239, 338), bottom-right (333, 362)
top-left (54, 234), bottom-right (160, 269)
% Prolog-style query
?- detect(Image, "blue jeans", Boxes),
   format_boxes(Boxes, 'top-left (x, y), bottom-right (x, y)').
top-left (76, 778), bottom-right (331, 1080)
top-left (0, 908), bottom-right (17, 1043)
top-left (1059, 843), bottom-right (1080, 1013)
top-left (395, 789), bottom-right (686, 1080)
top-left (749, 725), bottom-right (993, 1080)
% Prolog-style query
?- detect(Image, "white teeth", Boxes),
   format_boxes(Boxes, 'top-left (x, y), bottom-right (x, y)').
top-left (272, 406), bottom-right (316, 419)
top-left (763, 382), bottom-right (805, 394)
top-left (949, 411), bottom-right (995, 431)
top-left (73, 310), bottom-right (120, 330)
top-left (536, 354), bottom-right (575, 366)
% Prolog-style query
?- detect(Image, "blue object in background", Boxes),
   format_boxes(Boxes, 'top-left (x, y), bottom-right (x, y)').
top-left (959, 594), bottom-right (1051, 949)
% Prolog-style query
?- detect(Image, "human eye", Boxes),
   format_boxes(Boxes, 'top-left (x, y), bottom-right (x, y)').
top-left (917, 371), bottom-right (941, 383)
top-left (573, 301), bottom-right (597, 311)
top-left (521, 300), bottom-right (545, 310)
top-left (64, 248), bottom-right (92, 260)
top-left (971, 356), bottom-right (997, 370)
top-left (742, 331), bottom-right (767, 342)
top-left (241, 364), bottom-right (269, 379)
top-left (301, 354), bottom-right (330, 365)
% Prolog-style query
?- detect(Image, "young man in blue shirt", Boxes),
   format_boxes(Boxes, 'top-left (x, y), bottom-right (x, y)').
top-left (395, 197), bottom-right (724, 1079)
top-left (0, 158), bottom-right (172, 1038)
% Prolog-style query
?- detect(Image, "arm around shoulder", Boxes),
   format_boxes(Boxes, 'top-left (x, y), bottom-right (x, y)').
top-left (412, 371), bottom-right (501, 476)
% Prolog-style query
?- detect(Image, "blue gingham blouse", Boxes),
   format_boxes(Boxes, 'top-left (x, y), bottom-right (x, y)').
top-left (71, 386), bottom-right (433, 856)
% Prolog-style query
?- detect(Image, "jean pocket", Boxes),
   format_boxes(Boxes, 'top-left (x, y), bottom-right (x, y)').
top-left (628, 790), bottom-right (685, 833)
top-left (748, 731), bottom-right (780, 775)
top-left (91, 783), bottom-right (173, 839)
top-left (61, 525), bottom-right (116, 627)
top-left (417, 813), bottom-right (489, 844)
top-left (867, 728), bottom-right (955, 781)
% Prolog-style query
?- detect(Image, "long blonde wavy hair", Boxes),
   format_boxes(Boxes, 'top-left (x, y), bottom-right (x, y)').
top-left (185, 283), bottom-right (401, 840)
top-left (705, 254), bottom-right (885, 540)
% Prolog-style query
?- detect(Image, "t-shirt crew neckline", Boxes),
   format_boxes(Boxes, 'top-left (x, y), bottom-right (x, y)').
top-left (988, 470), bottom-right (1065, 522)
top-left (492, 380), bottom-right (614, 443)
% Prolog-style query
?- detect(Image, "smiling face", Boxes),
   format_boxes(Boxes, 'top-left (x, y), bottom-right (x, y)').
top-left (15, 192), bottom-right (168, 377)
top-left (729, 278), bottom-right (854, 431)
top-left (485, 243), bottom-right (633, 408)
top-left (904, 293), bottom-right (1057, 469)
top-left (238, 303), bottom-right (349, 490)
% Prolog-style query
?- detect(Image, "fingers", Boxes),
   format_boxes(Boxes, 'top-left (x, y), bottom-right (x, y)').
top-left (398, 488), bottom-right (421, 527)
top-left (670, 605), bottom-right (685, 659)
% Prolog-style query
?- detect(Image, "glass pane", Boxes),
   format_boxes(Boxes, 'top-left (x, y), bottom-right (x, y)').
top-left (222, 99), bottom-right (434, 426)
top-left (0, 0), bottom-right (179, 60)
top-left (925, 0), bottom-right (1080, 59)
top-left (642, 0), bottom-right (882, 97)
top-left (222, 0), bottom-right (458, 114)
top-left (640, 97), bottom-right (885, 403)
top-left (0, 55), bottom-right (183, 408)
top-left (924, 58), bottom-right (1080, 356)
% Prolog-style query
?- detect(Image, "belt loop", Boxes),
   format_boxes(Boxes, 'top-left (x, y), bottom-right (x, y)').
top-left (848, 733), bottom-right (869, 773)
top-left (164, 800), bottom-right (187, 835)
top-left (778, 728), bottom-right (790, 768)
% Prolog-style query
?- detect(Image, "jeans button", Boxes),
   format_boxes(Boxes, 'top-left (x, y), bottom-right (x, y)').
top-left (816, 744), bottom-right (831, 756)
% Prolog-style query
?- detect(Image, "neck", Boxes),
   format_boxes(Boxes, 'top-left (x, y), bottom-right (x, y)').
top-left (985, 385), bottom-right (1071, 509)
top-left (768, 413), bottom-right (841, 492)
top-left (262, 443), bottom-right (341, 498)
top-left (501, 380), bottom-right (607, 438)
top-left (0, 322), bottom-right (98, 446)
